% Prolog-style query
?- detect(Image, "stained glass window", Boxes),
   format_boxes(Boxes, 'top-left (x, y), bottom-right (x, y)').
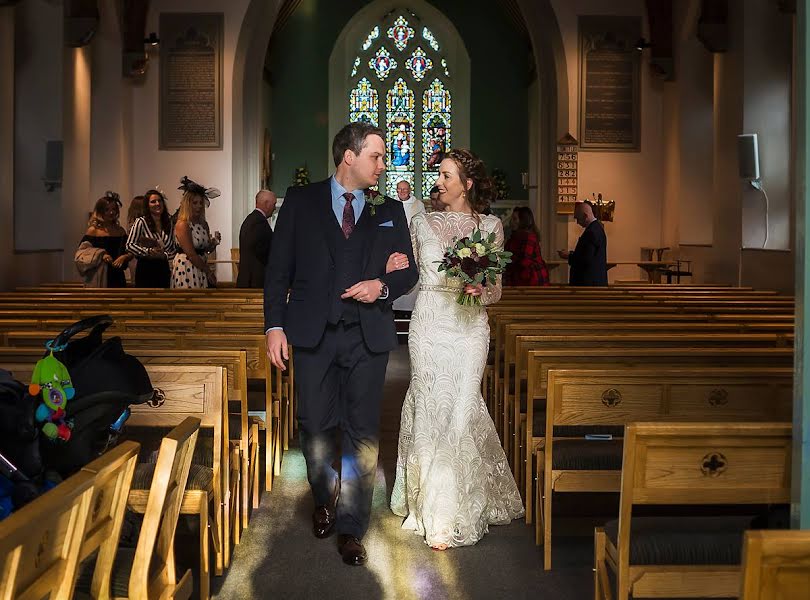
top-left (350, 13), bottom-right (452, 198)
top-left (369, 47), bottom-right (396, 80)
top-left (422, 27), bottom-right (439, 51)
top-left (349, 78), bottom-right (378, 126)
top-left (406, 47), bottom-right (433, 82)
top-left (362, 26), bottom-right (379, 51)
top-left (421, 79), bottom-right (452, 197)
top-left (385, 78), bottom-right (415, 196)
top-left (388, 16), bottom-right (414, 51)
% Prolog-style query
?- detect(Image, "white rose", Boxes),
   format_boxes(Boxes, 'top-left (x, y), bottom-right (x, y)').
top-left (458, 247), bottom-right (472, 258)
top-left (474, 243), bottom-right (487, 256)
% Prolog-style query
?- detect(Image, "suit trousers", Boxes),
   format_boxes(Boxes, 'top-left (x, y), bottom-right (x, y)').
top-left (293, 321), bottom-right (389, 539)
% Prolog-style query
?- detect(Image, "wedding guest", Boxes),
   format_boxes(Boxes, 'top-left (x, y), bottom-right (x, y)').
top-left (126, 195), bottom-right (145, 227)
top-left (172, 176), bottom-right (221, 289)
top-left (558, 200), bottom-right (608, 286)
top-left (428, 185), bottom-right (443, 212)
top-left (504, 206), bottom-right (550, 286)
top-left (394, 180), bottom-right (425, 223)
top-left (237, 189), bottom-right (276, 288)
top-left (126, 189), bottom-right (176, 287)
top-left (393, 180), bottom-right (424, 313)
top-left (75, 192), bottom-right (131, 287)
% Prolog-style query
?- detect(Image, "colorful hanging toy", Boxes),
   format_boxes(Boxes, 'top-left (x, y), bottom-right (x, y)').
top-left (28, 341), bottom-right (74, 441)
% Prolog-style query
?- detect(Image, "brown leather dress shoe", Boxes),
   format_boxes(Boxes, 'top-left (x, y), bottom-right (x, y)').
top-left (312, 505), bottom-right (336, 538)
top-left (337, 534), bottom-right (367, 566)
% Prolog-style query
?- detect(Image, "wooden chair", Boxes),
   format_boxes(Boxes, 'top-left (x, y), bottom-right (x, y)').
top-left (126, 366), bottom-right (225, 600)
top-left (740, 530), bottom-right (810, 599)
top-left (74, 441), bottom-right (141, 599)
top-left (593, 422), bottom-right (791, 600)
top-left (124, 417), bottom-right (199, 600)
top-left (538, 367), bottom-right (792, 569)
top-left (0, 469), bottom-right (95, 599)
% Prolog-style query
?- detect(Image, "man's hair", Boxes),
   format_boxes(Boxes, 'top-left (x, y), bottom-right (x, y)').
top-left (332, 122), bottom-right (385, 167)
top-left (397, 180), bottom-right (410, 187)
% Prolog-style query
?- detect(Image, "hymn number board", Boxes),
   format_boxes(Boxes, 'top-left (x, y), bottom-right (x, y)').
top-left (556, 134), bottom-right (578, 214)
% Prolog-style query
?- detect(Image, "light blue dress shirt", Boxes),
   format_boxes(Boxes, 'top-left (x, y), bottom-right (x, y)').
top-left (330, 177), bottom-right (366, 225)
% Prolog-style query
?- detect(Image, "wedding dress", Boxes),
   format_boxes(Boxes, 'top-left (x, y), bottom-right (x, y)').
top-left (390, 211), bottom-right (525, 548)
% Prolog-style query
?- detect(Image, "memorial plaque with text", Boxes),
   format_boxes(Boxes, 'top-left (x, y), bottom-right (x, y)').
top-left (578, 16), bottom-right (640, 151)
top-left (160, 13), bottom-right (223, 150)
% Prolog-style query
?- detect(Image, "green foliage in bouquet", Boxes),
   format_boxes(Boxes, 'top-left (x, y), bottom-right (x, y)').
top-left (491, 168), bottom-right (510, 201)
top-left (436, 229), bottom-right (512, 306)
top-left (292, 165), bottom-right (310, 188)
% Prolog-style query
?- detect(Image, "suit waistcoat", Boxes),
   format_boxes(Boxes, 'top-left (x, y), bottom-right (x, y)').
top-left (328, 226), bottom-right (367, 324)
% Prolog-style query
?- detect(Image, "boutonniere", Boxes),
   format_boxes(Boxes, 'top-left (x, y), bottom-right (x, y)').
top-left (364, 189), bottom-right (385, 216)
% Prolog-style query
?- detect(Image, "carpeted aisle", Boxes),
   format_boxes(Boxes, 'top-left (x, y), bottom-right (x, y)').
top-left (213, 346), bottom-right (594, 600)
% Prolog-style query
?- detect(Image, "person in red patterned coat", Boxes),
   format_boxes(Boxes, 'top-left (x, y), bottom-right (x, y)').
top-left (504, 206), bottom-right (550, 286)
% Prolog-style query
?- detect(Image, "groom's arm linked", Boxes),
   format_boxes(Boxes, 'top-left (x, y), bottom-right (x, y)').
top-left (376, 198), bottom-right (418, 303)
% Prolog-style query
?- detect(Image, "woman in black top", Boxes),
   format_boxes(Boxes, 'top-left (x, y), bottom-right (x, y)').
top-left (126, 189), bottom-right (176, 288)
top-left (81, 192), bottom-right (131, 287)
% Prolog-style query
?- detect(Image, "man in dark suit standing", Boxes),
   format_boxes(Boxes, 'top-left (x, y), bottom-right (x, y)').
top-left (236, 190), bottom-right (276, 288)
top-left (558, 200), bottom-right (608, 286)
top-left (264, 122), bottom-right (418, 566)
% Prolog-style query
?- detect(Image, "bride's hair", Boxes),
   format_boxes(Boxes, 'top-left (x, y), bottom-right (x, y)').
top-left (446, 149), bottom-right (495, 216)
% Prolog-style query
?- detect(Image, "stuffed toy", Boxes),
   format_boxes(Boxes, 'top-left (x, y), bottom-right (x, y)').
top-left (28, 351), bottom-right (74, 441)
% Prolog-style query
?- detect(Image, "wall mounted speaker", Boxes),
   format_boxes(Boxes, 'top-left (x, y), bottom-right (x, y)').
top-left (737, 133), bottom-right (760, 180)
top-left (43, 140), bottom-right (63, 192)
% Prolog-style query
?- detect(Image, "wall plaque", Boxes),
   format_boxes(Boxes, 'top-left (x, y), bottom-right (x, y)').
top-left (578, 16), bottom-right (641, 151)
top-left (159, 13), bottom-right (223, 150)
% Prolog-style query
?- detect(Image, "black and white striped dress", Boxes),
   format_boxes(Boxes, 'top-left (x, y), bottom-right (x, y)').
top-left (125, 216), bottom-right (177, 288)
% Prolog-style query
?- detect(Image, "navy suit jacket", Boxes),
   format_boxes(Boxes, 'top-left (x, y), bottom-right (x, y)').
top-left (568, 220), bottom-right (608, 286)
top-left (263, 179), bottom-right (418, 352)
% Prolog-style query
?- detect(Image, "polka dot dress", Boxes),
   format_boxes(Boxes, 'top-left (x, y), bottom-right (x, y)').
top-left (171, 222), bottom-right (211, 289)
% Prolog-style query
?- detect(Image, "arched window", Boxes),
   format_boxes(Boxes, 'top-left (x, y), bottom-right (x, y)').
top-left (333, 3), bottom-right (469, 199)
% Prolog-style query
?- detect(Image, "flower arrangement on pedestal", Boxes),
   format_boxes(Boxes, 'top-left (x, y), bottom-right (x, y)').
top-left (292, 165), bottom-right (310, 188)
top-left (492, 168), bottom-right (510, 201)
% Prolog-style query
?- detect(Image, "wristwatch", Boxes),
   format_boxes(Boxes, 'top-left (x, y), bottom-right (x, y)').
top-left (379, 281), bottom-right (389, 300)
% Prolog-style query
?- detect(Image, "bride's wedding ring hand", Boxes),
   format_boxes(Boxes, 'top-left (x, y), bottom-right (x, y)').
top-left (342, 279), bottom-right (383, 304)
top-left (386, 252), bottom-right (409, 274)
top-left (464, 284), bottom-right (483, 297)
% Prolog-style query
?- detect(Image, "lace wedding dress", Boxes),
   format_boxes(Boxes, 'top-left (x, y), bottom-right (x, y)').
top-left (390, 211), bottom-right (525, 548)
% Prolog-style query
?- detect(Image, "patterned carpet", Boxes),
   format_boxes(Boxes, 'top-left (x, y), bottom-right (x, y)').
top-left (211, 346), bottom-right (595, 600)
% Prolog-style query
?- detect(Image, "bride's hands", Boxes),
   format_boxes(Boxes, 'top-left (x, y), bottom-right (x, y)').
top-left (386, 252), bottom-right (409, 274)
top-left (464, 284), bottom-right (483, 297)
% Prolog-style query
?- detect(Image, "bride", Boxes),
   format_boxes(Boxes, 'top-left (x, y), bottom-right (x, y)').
top-left (389, 149), bottom-right (524, 549)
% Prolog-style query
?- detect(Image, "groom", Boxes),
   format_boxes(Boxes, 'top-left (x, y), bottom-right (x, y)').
top-left (264, 122), bottom-right (418, 565)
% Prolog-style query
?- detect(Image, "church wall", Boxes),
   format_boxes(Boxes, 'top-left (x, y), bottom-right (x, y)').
top-left (0, 2), bottom-right (65, 289)
top-left (266, 0), bottom-right (530, 200)
top-left (667, 0), bottom-right (794, 292)
top-left (551, 0), bottom-right (666, 283)
top-left (129, 0), bottom-right (251, 282)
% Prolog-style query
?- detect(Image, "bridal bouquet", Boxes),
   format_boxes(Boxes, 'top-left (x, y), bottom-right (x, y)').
top-left (436, 229), bottom-right (512, 306)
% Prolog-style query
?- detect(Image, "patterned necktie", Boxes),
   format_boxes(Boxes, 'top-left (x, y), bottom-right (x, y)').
top-left (341, 192), bottom-right (355, 239)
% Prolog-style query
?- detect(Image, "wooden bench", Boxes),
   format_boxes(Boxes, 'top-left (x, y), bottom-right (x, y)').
top-left (1, 328), bottom-right (281, 492)
top-left (125, 366), bottom-right (225, 600)
top-left (0, 451), bottom-right (126, 599)
top-left (510, 333), bottom-right (793, 486)
top-left (538, 367), bottom-right (792, 569)
top-left (594, 422), bottom-right (791, 600)
top-left (521, 346), bottom-right (794, 525)
top-left (740, 530), bottom-right (810, 599)
top-left (75, 442), bottom-right (140, 598)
